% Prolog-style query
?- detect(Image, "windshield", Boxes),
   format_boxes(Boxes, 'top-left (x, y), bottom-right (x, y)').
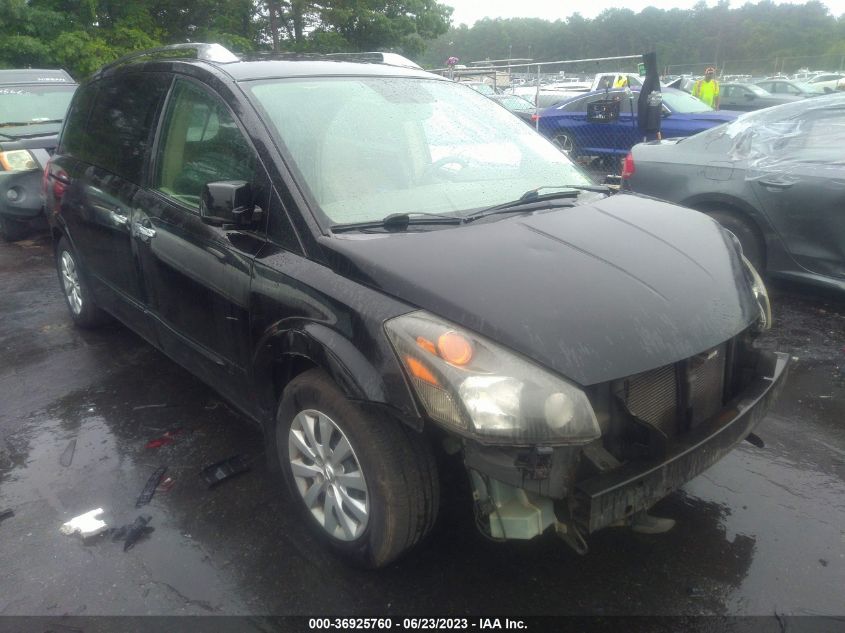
top-left (662, 90), bottom-right (714, 113)
top-left (248, 77), bottom-right (589, 226)
top-left (0, 85), bottom-right (76, 126)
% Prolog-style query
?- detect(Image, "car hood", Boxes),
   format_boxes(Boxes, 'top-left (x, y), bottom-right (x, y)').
top-left (320, 194), bottom-right (760, 386)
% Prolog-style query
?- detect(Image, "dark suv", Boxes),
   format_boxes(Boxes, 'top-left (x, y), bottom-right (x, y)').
top-left (0, 69), bottom-right (76, 240)
top-left (46, 44), bottom-right (788, 568)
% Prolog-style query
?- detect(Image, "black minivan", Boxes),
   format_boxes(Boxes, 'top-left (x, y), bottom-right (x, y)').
top-left (46, 44), bottom-right (788, 568)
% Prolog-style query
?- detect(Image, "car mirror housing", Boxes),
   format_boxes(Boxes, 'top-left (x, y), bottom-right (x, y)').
top-left (200, 180), bottom-right (258, 227)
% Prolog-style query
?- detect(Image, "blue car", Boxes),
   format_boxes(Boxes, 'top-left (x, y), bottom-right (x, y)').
top-left (536, 87), bottom-right (740, 160)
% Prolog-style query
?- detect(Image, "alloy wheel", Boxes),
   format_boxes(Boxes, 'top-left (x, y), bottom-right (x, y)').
top-left (554, 134), bottom-right (574, 153)
top-left (288, 409), bottom-right (369, 541)
top-left (60, 251), bottom-right (83, 315)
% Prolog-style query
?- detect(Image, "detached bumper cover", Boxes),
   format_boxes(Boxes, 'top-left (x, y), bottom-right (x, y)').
top-left (576, 350), bottom-right (790, 533)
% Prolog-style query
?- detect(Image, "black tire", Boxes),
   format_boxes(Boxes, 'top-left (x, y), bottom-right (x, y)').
top-left (0, 215), bottom-right (28, 242)
top-left (704, 209), bottom-right (766, 273)
top-left (55, 236), bottom-right (109, 328)
top-left (272, 369), bottom-right (439, 568)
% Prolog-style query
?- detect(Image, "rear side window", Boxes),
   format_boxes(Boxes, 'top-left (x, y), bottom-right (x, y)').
top-left (60, 86), bottom-right (97, 158)
top-left (84, 73), bottom-right (171, 182)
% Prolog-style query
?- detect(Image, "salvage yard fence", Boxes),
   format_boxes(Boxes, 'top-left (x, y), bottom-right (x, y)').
top-left (430, 54), bottom-right (649, 181)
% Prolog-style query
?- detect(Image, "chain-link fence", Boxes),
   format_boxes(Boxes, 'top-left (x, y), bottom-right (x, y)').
top-left (431, 55), bottom-right (650, 182)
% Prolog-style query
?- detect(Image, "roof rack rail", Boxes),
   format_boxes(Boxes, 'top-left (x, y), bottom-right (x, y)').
top-left (323, 52), bottom-right (422, 70)
top-left (95, 43), bottom-right (239, 77)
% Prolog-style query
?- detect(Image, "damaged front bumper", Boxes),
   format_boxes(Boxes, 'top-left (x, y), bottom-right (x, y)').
top-left (465, 349), bottom-right (790, 546)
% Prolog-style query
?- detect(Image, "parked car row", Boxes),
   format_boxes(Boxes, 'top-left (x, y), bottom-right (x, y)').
top-left (31, 44), bottom-right (787, 568)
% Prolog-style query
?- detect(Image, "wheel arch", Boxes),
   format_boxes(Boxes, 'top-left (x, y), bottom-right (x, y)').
top-left (253, 320), bottom-right (423, 433)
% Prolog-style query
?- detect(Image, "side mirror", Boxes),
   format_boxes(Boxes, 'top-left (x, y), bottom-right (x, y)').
top-left (200, 181), bottom-right (259, 227)
top-left (744, 92), bottom-right (755, 100)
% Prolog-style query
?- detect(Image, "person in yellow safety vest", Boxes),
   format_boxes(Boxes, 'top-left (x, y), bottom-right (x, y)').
top-left (693, 67), bottom-right (720, 109)
top-left (613, 74), bottom-right (629, 88)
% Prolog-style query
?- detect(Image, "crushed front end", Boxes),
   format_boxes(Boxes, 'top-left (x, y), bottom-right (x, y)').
top-left (463, 331), bottom-right (789, 551)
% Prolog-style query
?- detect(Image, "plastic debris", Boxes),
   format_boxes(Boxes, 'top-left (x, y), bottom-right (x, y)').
top-left (133, 403), bottom-right (168, 410)
top-left (136, 466), bottom-right (167, 508)
top-left (156, 476), bottom-right (176, 493)
top-left (200, 454), bottom-right (250, 488)
top-left (111, 515), bottom-right (154, 551)
top-left (0, 508), bottom-right (14, 523)
top-left (59, 438), bottom-right (77, 467)
top-left (60, 508), bottom-right (108, 538)
top-left (144, 429), bottom-right (183, 449)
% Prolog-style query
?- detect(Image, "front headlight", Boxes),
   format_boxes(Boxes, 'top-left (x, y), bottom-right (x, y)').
top-left (0, 150), bottom-right (38, 172)
top-left (385, 311), bottom-right (600, 445)
top-left (723, 228), bottom-right (771, 331)
top-left (742, 254), bottom-right (771, 330)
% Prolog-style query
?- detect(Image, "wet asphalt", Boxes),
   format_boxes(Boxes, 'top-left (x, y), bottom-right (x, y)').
top-left (0, 234), bottom-right (843, 618)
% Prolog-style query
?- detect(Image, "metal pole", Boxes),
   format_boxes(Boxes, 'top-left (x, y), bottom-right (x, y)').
top-left (535, 64), bottom-right (541, 131)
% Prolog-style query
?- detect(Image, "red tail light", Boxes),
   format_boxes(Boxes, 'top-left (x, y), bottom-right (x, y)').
top-left (530, 114), bottom-right (540, 122)
top-left (621, 152), bottom-right (635, 179)
top-left (43, 159), bottom-right (69, 212)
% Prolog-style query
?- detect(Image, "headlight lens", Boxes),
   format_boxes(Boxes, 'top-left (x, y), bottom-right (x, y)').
top-left (0, 150), bottom-right (38, 172)
top-left (385, 311), bottom-right (600, 445)
top-left (742, 255), bottom-right (771, 330)
top-left (723, 228), bottom-right (771, 331)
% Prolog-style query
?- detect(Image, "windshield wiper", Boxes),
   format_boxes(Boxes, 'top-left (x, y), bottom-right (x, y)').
top-left (0, 119), bottom-right (63, 128)
top-left (463, 184), bottom-right (610, 223)
top-left (331, 211), bottom-right (463, 233)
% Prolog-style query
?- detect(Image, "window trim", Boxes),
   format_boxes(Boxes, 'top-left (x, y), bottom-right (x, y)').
top-left (148, 74), bottom-right (263, 216)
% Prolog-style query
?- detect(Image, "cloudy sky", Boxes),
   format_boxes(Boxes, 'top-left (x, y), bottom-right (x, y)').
top-left (446, 0), bottom-right (845, 25)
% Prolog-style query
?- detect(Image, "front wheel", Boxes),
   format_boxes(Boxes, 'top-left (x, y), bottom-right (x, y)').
top-left (273, 369), bottom-right (439, 568)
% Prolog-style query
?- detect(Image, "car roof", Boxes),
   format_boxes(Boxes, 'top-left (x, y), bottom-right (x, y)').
top-left (0, 68), bottom-right (75, 85)
top-left (220, 58), bottom-right (444, 82)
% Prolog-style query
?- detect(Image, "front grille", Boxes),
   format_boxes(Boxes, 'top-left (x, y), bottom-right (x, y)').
top-left (688, 346), bottom-right (727, 426)
top-left (617, 344), bottom-right (727, 438)
top-left (621, 364), bottom-right (678, 436)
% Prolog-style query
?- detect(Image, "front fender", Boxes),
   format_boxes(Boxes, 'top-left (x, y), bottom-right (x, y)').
top-left (252, 319), bottom-right (422, 430)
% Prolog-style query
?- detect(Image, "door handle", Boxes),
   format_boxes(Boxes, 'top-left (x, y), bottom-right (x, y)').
top-left (133, 221), bottom-right (156, 242)
top-left (757, 179), bottom-right (794, 190)
top-left (110, 208), bottom-right (128, 226)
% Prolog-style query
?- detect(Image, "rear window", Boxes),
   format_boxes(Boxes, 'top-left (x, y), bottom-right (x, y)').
top-left (81, 73), bottom-right (171, 182)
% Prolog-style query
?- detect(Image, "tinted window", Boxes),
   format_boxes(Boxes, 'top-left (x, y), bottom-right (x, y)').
top-left (85, 73), bottom-right (171, 182)
top-left (59, 86), bottom-right (97, 158)
top-left (154, 79), bottom-right (256, 210)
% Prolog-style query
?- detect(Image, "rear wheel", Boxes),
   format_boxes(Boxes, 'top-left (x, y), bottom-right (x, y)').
top-left (55, 237), bottom-right (109, 328)
top-left (273, 369), bottom-right (439, 568)
top-left (704, 209), bottom-right (766, 273)
top-left (0, 215), bottom-right (28, 242)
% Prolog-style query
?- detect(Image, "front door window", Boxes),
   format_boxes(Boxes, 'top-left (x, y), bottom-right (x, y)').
top-left (154, 80), bottom-right (256, 209)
